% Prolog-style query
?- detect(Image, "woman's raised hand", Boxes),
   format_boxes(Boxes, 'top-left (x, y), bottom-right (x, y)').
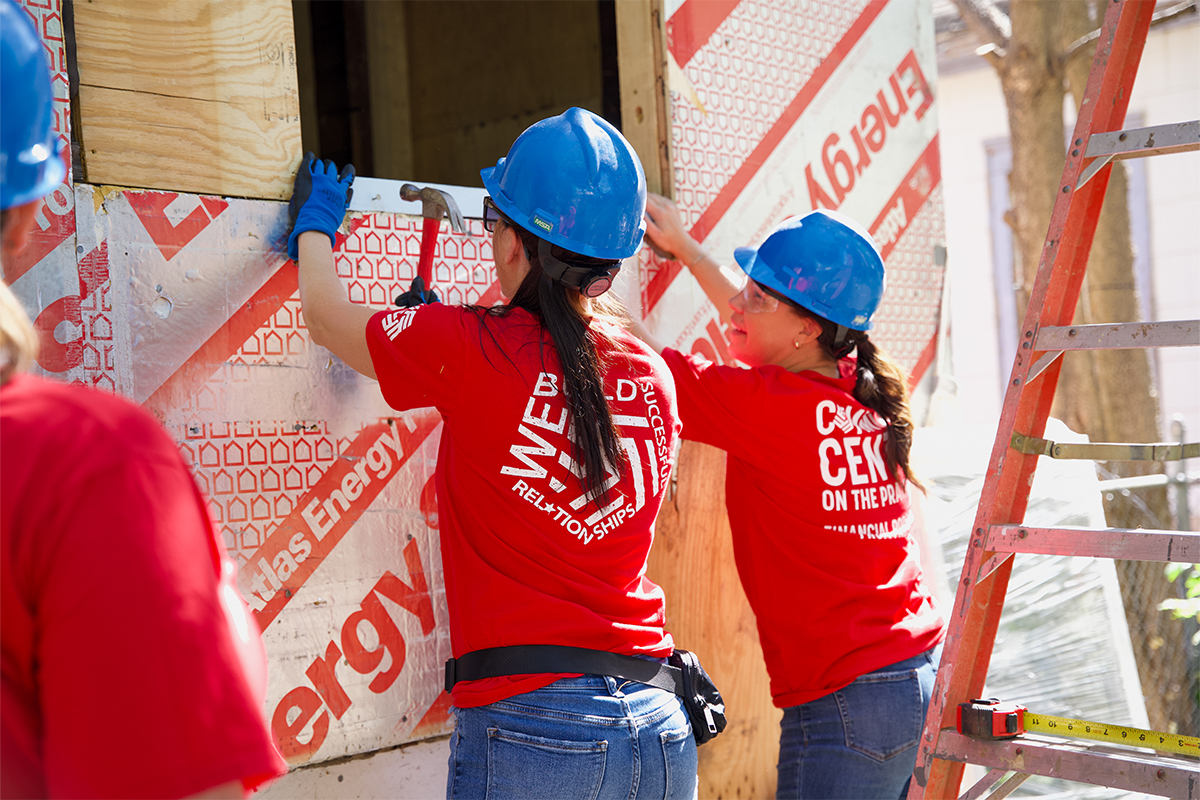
top-left (644, 193), bottom-right (700, 265)
top-left (645, 193), bottom-right (742, 323)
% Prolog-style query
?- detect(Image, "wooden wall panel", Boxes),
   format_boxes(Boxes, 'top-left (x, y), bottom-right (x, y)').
top-left (73, 0), bottom-right (301, 200)
top-left (647, 441), bottom-right (781, 800)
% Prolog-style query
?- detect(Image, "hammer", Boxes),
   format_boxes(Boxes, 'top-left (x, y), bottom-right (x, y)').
top-left (400, 184), bottom-right (466, 288)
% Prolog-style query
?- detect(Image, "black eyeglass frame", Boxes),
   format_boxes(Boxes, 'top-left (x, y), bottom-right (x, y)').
top-left (482, 196), bottom-right (504, 233)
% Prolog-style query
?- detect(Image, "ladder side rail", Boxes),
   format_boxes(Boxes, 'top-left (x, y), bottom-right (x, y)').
top-left (911, 1), bottom-right (1157, 796)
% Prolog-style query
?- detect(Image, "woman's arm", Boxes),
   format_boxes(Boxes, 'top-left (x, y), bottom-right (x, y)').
top-left (644, 193), bottom-right (744, 326)
top-left (296, 231), bottom-right (377, 379)
top-left (288, 154), bottom-right (378, 379)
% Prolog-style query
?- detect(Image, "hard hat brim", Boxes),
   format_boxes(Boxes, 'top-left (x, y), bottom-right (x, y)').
top-left (2, 138), bottom-right (66, 210)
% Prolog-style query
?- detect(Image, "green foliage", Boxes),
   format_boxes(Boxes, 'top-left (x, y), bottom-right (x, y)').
top-left (1160, 563), bottom-right (1200, 646)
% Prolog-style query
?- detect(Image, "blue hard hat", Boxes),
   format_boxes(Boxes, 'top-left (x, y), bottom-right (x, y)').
top-left (734, 209), bottom-right (885, 331)
top-left (1, 0), bottom-right (65, 210)
top-left (480, 107), bottom-right (646, 261)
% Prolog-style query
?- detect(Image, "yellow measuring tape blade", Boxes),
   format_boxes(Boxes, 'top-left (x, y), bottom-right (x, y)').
top-left (1025, 712), bottom-right (1200, 758)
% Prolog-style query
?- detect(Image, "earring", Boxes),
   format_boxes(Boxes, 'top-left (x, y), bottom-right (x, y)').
top-left (793, 338), bottom-right (800, 349)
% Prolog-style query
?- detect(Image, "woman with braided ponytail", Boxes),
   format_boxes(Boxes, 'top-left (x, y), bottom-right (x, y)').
top-left (291, 110), bottom-right (698, 800)
top-left (640, 195), bottom-right (945, 800)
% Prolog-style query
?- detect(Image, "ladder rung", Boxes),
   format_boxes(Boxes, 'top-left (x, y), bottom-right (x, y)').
top-left (1085, 120), bottom-right (1200, 160)
top-left (1011, 432), bottom-right (1199, 461)
top-left (1077, 120), bottom-right (1200, 187)
top-left (928, 730), bottom-right (1200, 797)
top-left (988, 524), bottom-right (1200, 562)
top-left (1034, 320), bottom-right (1199, 351)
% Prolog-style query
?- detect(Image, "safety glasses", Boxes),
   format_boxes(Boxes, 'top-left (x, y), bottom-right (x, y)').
top-left (483, 196), bottom-right (503, 233)
top-left (736, 277), bottom-right (780, 314)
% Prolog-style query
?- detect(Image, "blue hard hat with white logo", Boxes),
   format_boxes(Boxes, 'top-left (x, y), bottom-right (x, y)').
top-left (735, 209), bottom-right (885, 331)
top-left (1, 0), bottom-right (65, 210)
top-left (480, 107), bottom-right (646, 261)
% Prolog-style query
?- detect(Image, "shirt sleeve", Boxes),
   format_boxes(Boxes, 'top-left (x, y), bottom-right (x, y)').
top-left (365, 303), bottom-right (468, 414)
top-left (35, 411), bottom-right (287, 798)
top-left (661, 347), bottom-right (767, 460)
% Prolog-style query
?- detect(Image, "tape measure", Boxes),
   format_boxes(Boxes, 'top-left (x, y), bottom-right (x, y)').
top-left (958, 699), bottom-right (1200, 758)
top-left (1025, 712), bottom-right (1199, 757)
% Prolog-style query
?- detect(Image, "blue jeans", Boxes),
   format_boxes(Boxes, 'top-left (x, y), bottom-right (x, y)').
top-left (776, 644), bottom-right (941, 800)
top-left (448, 674), bottom-right (698, 800)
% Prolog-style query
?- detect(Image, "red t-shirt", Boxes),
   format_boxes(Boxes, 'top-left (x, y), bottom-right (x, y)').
top-left (366, 305), bottom-right (680, 708)
top-left (1, 375), bottom-right (287, 799)
top-left (663, 349), bottom-right (945, 708)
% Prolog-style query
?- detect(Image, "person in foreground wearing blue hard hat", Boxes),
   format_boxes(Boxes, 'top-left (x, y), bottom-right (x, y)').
top-left (290, 108), bottom-right (705, 799)
top-left (639, 194), bottom-right (946, 800)
top-left (0, 1), bottom-right (288, 797)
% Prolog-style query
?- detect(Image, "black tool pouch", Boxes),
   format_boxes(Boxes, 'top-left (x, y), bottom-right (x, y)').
top-left (669, 649), bottom-right (727, 745)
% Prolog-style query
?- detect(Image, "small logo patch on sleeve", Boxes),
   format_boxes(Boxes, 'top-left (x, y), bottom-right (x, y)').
top-left (381, 308), bottom-right (418, 341)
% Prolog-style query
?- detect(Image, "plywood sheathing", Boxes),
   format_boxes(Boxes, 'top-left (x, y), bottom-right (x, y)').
top-left (647, 441), bottom-right (781, 799)
top-left (72, 0), bottom-right (302, 201)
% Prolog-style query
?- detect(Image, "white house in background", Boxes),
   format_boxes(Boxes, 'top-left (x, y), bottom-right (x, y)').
top-left (932, 2), bottom-right (1199, 460)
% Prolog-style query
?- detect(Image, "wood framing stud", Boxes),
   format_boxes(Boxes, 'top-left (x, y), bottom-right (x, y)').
top-left (616, 0), bottom-right (672, 197)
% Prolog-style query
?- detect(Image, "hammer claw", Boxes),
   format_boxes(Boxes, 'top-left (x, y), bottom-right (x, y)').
top-left (399, 183), bottom-right (465, 233)
top-left (444, 200), bottom-right (466, 235)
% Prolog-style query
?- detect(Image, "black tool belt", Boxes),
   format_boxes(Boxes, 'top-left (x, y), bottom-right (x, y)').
top-left (445, 644), bottom-right (727, 745)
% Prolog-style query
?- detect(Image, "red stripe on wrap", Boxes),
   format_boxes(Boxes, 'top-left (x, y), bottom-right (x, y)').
top-left (666, 0), bottom-right (743, 68)
top-left (645, 0), bottom-right (891, 314)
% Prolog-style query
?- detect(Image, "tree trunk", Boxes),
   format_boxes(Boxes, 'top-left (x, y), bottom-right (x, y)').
top-left (1001, 0), bottom-right (1070, 322)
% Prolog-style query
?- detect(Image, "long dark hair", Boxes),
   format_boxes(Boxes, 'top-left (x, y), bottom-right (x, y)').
top-left (473, 220), bottom-right (628, 506)
top-left (796, 306), bottom-right (921, 488)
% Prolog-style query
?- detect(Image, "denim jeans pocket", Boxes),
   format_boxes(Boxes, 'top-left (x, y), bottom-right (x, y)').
top-left (834, 668), bottom-right (923, 762)
top-left (660, 725), bottom-right (698, 800)
top-left (485, 726), bottom-right (608, 800)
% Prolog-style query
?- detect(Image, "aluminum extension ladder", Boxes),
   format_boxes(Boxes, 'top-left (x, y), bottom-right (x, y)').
top-left (907, 0), bottom-right (1200, 797)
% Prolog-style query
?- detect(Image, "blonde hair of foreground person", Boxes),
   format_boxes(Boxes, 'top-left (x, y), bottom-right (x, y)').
top-left (0, 280), bottom-right (38, 385)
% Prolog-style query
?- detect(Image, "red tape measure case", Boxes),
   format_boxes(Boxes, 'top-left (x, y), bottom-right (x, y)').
top-left (957, 698), bottom-right (1027, 740)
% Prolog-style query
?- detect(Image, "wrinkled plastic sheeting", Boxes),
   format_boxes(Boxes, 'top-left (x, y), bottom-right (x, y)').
top-left (913, 420), bottom-right (1152, 799)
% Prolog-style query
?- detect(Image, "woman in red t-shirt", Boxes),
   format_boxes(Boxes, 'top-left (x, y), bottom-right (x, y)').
top-left (1, 4), bottom-right (287, 796)
top-left (638, 194), bottom-right (945, 800)
top-left (289, 109), bottom-right (696, 800)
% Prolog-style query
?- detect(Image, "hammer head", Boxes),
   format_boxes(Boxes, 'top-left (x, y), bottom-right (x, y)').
top-left (400, 184), bottom-right (466, 234)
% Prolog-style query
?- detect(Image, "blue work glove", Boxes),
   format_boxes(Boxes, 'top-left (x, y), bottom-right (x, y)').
top-left (287, 152), bottom-right (355, 261)
top-left (394, 276), bottom-right (440, 307)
